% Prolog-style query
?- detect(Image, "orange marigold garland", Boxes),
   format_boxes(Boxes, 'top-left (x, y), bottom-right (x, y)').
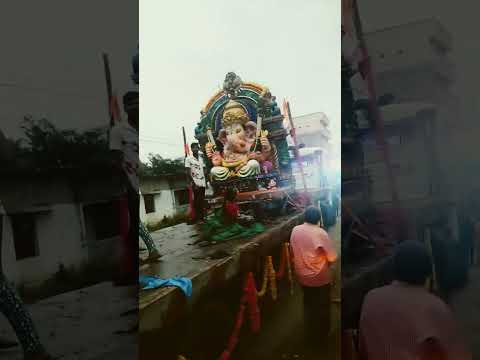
top-left (219, 243), bottom-right (298, 359)
top-left (257, 257), bottom-right (269, 298)
top-left (267, 256), bottom-right (277, 300)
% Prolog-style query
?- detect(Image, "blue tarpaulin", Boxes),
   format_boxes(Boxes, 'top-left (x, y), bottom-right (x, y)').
top-left (139, 276), bottom-right (192, 297)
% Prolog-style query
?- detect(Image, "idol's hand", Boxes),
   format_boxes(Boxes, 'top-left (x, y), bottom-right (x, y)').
top-left (260, 136), bottom-right (271, 152)
top-left (205, 143), bottom-right (214, 158)
top-left (212, 153), bottom-right (222, 166)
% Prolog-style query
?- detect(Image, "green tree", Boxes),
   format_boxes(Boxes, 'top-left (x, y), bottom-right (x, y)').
top-left (140, 154), bottom-right (184, 177)
top-left (15, 116), bottom-right (110, 170)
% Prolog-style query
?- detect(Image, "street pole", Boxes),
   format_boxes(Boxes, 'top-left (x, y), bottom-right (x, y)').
top-left (103, 53), bottom-right (114, 127)
top-left (183, 126), bottom-right (195, 222)
top-left (352, 0), bottom-right (399, 204)
top-left (286, 101), bottom-right (322, 223)
top-left (286, 101), bottom-right (308, 194)
top-left (182, 126), bottom-right (190, 157)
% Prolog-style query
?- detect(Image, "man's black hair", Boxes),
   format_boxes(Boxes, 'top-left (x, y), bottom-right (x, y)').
top-left (304, 206), bottom-right (322, 225)
top-left (191, 142), bottom-right (199, 149)
top-left (393, 241), bottom-right (432, 285)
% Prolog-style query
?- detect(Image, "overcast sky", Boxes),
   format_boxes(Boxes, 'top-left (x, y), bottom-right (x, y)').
top-left (0, 1), bottom-right (137, 139)
top-left (140, 0), bottom-right (341, 160)
top-left (2, 1), bottom-right (477, 163)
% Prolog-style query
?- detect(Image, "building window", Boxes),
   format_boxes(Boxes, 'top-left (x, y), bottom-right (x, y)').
top-left (83, 202), bottom-right (119, 240)
top-left (11, 214), bottom-right (38, 260)
top-left (174, 189), bottom-right (189, 206)
top-left (144, 194), bottom-right (156, 213)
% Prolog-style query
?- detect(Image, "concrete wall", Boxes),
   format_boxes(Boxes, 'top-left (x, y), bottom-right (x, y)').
top-left (2, 197), bottom-right (119, 288)
top-left (362, 116), bottom-right (435, 203)
top-left (366, 20), bottom-right (453, 76)
top-left (365, 20), bottom-right (460, 193)
top-left (140, 195), bottom-right (147, 222)
top-left (140, 176), bottom-right (188, 225)
top-left (2, 204), bottom-right (88, 287)
top-left (0, 173), bottom-right (123, 289)
top-left (142, 191), bottom-right (189, 225)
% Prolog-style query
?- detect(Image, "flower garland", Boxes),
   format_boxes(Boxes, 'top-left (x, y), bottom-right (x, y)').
top-left (256, 256), bottom-right (277, 300)
top-left (257, 257), bottom-right (269, 298)
top-left (275, 243), bottom-right (294, 294)
top-left (257, 244), bottom-right (294, 299)
top-left (218, 243), bottom-right (295, 359)
top-left (219, 272), bottom-right (260, 360)
top-left (285, 243), bottom-right (294, 295)
top-left (267, 256), bottom-right (277, 301)
top-left (245, 272), bottom-right (261, 333)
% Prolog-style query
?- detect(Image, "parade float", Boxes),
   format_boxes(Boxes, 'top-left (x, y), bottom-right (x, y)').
top-left (140, 73), bottom-right (338, 359)
top-left (194, 72), bottom-right (295, 213)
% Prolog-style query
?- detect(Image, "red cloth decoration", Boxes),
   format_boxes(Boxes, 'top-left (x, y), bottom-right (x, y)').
top-left (224, 202), bottom-right (239, 219)
top-left (187, 185), bottom-right (195, 222)
top-left (245, 272), bottom-right (261, 333)
top-left (218, 272), bottom-right (261, 359)
top-left (118, 197), bottom-right (131, 273)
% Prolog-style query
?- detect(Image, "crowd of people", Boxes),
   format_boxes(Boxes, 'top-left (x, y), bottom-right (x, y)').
top-left (289, 203), bottom-right (477, 359)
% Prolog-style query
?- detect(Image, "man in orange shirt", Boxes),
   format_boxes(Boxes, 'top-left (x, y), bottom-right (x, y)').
top-left (290, 206), bottom-right (338, 345)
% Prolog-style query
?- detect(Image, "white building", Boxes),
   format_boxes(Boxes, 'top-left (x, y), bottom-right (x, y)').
top-left (287, 112), bottom-right (337, 187)
top-left (139, 175), bottom-right (188, 225)
top-left (364, 18), bottom-right (459, 189)
top-left (0, 171), bottom-right (123, 289)
top-left (289, 112), bottom-right (331, 150)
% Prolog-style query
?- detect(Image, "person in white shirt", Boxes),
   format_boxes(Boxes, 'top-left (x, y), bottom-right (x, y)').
top-left (109, 91), bottom-right (140, 286)
top-left (185, 143), bottom-right (207, 223)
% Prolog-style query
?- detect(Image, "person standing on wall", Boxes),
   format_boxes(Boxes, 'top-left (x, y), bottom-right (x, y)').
top-left (290, 206), bottom-right (338, 347)
top-left (185, 143), bottom-right (207, 224)
top-left (109, 91), bottom-right (140, 286)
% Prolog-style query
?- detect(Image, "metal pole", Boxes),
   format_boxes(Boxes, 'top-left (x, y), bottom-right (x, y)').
top-left (103, 53), bottom-right (114, 127)
top-left (352, 0), bottom-right (399, 204)
top-left (182, 126), bottom-right (189, 157)
top-left (286, 101), bottom-right (308, 194)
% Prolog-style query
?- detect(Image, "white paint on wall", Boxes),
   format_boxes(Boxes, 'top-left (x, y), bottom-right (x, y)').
top-left (144, 191), bottom-right (176, 224)
top-left (13, 204), bottom-right (87, 287)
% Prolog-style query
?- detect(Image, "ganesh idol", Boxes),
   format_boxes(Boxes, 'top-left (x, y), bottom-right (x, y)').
top-left (205, 100), bottom-right (273, 181)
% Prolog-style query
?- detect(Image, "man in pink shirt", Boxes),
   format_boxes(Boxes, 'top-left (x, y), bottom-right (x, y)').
top-left (290, 206), bottom-right (338, 345)
top-left (359, 241), bottom-right (471, 360)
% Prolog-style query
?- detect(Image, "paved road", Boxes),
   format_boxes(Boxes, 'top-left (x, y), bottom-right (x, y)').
top-left (0, 283), bottom-right (137, 359)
